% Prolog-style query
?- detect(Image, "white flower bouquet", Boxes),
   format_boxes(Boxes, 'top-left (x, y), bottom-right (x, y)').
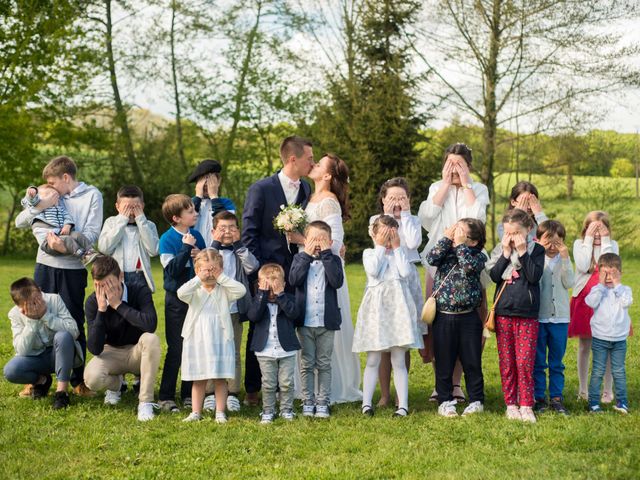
top-left (273, 204), bottom-right (308, 234)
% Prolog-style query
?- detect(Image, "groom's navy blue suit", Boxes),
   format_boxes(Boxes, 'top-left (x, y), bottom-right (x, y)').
top-left (241, 171), bottom-right (311, 394)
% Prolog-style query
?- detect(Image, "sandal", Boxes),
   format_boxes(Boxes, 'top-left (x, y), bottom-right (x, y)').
top-left (362, 405), bottom-right (374, 417)
top-left (393, 407), bottom-right (409, 417)
top-left (452, 385), bottom-right (466, 403)
top-left (429, 389), bottom-right (438, 402)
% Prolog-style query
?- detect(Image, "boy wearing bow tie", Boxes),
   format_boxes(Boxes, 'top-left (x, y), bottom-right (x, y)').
top-left (202, 211), bottom-right (259, 412)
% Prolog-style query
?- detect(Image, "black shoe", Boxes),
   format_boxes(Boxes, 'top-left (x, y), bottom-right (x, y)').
top-left (550, 398), bottom-right (569, 416)
top-left (52, 391), bottom-right (70, 410)
top-left (132, 379), bottom-right (141, 394)
top-left (31, 375), bottom-right (52, 399)
top-left (120, 381), bottom-right (128, 394)
top-left (393, 407), bottom-right (409, 418)
top-left (362, 405), bottom-right (374, 417)
top-left (533, 399), bottom-right (548, 413)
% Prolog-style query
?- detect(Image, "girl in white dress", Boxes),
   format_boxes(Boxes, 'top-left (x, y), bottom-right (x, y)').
top-left (288, 153), bottom-right (362, 403)
top-left (418, 143), bottom-right (489, 402)
top-left (353, 215), bottom-right (424, 417)
top-left (369, 178), bottom-right (424, 407)
top-left (179, 249), bottom-right (246, 423)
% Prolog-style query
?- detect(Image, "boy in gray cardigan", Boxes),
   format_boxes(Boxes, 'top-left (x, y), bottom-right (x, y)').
top-left (533, 220), bottom-right (574, 415)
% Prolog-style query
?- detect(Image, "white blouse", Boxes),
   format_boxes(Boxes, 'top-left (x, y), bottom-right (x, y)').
top-left (418, 180), bottom-right (489, 256)
top-left (369, 212), bottom-right (422, 263)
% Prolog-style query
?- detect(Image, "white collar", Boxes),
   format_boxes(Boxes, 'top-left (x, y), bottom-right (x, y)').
top-left (278, 170), bottom-right (299, 185)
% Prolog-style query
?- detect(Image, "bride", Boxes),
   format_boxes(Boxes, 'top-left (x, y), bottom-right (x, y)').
top-left (288, 153), bottom-right (362, 403)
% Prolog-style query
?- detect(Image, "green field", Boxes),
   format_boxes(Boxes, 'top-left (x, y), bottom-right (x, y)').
top-left (0, 257), bottom-right (638, 479)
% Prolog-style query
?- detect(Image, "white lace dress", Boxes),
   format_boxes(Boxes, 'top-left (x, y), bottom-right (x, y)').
top-left (294, 197), bottom-right (363, 403)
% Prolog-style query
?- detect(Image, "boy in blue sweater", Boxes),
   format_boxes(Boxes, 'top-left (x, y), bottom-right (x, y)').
top-left (157, 194), bottom-right (206, 412)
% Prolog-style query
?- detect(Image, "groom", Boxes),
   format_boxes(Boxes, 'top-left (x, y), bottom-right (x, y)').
top-left (241, 135), bottom-right (314, 405)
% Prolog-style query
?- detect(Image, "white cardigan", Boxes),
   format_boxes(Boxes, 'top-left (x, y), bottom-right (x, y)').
top-left (98, 214), bottom-right (159, 292)
top-left (363, 245), bottom-right (412, 288)
top-left (418, 180), bottom-right (489, 256)
top-left (177, 274), bottom-right (246, 341)
top-left (572, 236), bottom-right (618, 297)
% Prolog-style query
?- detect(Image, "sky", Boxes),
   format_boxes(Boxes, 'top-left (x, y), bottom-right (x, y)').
top-left (123, 4), bottom-right (640, 135)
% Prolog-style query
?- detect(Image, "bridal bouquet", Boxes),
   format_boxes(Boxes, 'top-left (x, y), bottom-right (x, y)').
top-left (273, 204), bottom-right (308, 234)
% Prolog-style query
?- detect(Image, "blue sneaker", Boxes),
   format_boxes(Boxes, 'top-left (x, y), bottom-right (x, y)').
top-left (589, 404), bottom-right (603, 414)
top-left (613, 402), bottom-right (629, 415)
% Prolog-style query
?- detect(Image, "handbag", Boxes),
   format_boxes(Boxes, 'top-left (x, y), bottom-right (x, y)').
top-left (421, 266), bottom-right (457, 325)
top-left (484, 281), bottom-right (508, 332)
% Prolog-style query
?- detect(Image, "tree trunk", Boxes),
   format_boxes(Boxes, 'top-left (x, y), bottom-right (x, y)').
top-left (170, 0), bottom-right (187, 172)
top-left (221, 0), bottom-right (263, 170)
top-left (105, 0), bottom-right (143, 184)
top-left (567, 158), bottom-right (574, 200)
top-left (481, 0), bottom-right (502, 248)
top-left (2, 192), bottom-right (18, 256)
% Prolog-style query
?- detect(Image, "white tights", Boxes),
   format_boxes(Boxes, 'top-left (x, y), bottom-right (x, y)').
top-left (578, 337), bottom-right (612, 396)
top-left (363, 348), bottom-right (409, 410)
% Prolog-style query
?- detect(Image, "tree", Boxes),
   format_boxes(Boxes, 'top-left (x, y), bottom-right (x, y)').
top-left (310, 0), bottom-right (426, 257)
top-left (412, 0), bottom-right (640, 245)
top-left (610, 158), bottom-right (634, 178)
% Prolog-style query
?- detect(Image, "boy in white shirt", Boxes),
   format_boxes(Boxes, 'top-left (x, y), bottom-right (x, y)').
top-left (98, 185), bottom-right (159, 292)
top-left (585, 253), bottom-right (632, 414)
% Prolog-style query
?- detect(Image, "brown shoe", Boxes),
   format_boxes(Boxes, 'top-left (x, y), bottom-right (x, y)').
top-left (19, 384), bottom-right (34, 398)
top-left (72, 382), bottom-right (97, 398)
top-left (243, 392), bottom-right (259, 407)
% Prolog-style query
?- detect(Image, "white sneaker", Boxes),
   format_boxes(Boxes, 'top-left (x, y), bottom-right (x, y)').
top-left (519, 406), bottom-right (537, 423)
top-left (215, 412), bottom-right (227, 424)
top-left (227, 395), bottom-right (241, 412)
top-left (137, 402), bottom-right (158, 421)
top-left (302, 404), bottom-right (315, 417)
top-left (506, 405), bottom-right (521, 420)
top-left (315, 404), bottom-right (330, 418)
top-left (281, 409), bottom-right (295, 421)
top-left (438, 400), bottom-right (458, 417)
top-left (260, 411), bottom-right (275, 424)
top-left (182, 412), bottom-right (203, 422)
top-left (462, 401), bottom-right (484, 416)
top-left (203, 394), bottom-right (216, 412)
top-left (104, 389), bottom-right (121, 406)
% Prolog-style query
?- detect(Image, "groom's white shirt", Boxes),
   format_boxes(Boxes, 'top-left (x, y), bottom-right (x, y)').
top-left (278, 170), bottom-right (300, 206)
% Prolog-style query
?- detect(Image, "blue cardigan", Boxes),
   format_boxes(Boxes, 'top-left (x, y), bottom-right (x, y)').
top-left (289, 250), bottom-right (344, 330)
top-left (159, 227), bottom-right (206, 293)
top-left (248, 291), bottom-right (302, 352)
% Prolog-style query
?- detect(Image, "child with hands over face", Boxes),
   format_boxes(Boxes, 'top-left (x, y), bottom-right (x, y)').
top-left (427, 219), bottom-right (487, 417)
top-left (290, 221), bottom-right (344, 418)
top-left (486, 209), bottom-right (545, 423)
top-left (353, 216), bottom-right (423, 418)
top-left (532, 221), bottom-right (574, 416)
top-left (178, 249), bottom-right (246, 424)
top-left (98, 186), bottom-right (159, 293)
top-left (584, 253), bottom-right (631, 414)
top-left (569, 211), bottom-right (619, 403)
top-left (497, 182), bottom-right (548, 242)
top-left (248, 264), bottom-right (302, 423)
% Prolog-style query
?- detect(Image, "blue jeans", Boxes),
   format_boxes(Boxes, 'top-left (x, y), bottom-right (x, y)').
top-left (3, 331), bottom-right (75, 384)
top-left (534, 322), bottom-right (568, 400)
top-left (588, 337), bottom-right (627, 406)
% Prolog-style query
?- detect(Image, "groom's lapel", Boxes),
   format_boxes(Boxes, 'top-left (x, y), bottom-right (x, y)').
top-left (295, 179), bottom-right (311, 208)
top-left (270, 172), bottom-right (288, 207)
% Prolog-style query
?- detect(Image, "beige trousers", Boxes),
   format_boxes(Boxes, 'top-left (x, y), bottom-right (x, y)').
top-left (84, 332), bottom-right (161, 403)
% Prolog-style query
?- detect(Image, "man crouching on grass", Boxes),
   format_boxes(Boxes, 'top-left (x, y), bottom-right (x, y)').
top-left (4, 277), bottom-right (83, 409)
top-left (83, 255), bottom-right (161, 421)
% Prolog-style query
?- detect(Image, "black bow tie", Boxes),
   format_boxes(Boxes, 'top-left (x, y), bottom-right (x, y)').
top-left (217, 244), bottom-right (234, 251)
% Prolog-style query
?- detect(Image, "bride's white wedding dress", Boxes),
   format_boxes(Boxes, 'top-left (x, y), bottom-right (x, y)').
top-left (294, 197), bottom-right (362, 403)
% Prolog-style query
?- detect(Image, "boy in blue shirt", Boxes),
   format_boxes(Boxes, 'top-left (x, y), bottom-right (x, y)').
top-left (157, 194), bottom-right (206, 412)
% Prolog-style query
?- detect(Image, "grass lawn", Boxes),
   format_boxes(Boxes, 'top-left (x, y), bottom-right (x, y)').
top-left (0, 257), bottom-right (639, 479)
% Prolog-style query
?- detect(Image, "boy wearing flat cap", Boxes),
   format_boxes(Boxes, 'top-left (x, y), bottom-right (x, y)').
top-left (188, 159), bottom-right (237, 247)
